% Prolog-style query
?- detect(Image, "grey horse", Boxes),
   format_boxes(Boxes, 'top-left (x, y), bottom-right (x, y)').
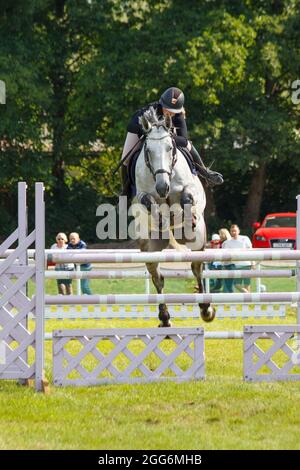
top-left (132, 106), bottom-right (216, 327)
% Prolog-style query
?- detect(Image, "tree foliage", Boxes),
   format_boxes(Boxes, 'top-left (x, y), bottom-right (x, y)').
top-left (0, 0), bottom-right (299, 243)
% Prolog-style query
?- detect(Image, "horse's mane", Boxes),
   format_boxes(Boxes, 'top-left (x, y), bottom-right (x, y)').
top-left (139, 106), bottom-right (169, 132)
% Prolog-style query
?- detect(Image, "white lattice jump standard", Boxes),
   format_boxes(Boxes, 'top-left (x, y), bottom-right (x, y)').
top-left (52, 327), bottom-right (205, 386)
top-left (0, 182), bottom-right (45, 392)
top-left (243, 325), bottom-right (300, 382)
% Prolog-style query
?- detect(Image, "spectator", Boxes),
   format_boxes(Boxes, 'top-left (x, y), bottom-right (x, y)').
top-left (210, 233), bottom-right (222, 249)
top-left (222, 224), bottom-right (253, 293)
top-left (218, 228), bottom-right (231, 244)
top-left (218, 228), bottom-right (233, 292)
top-left (208, 234), bottom-right (223, 292)
top-left (67, 232), bottom-right (93, 295)
top-left (51, 233), bottom-right (74, 295)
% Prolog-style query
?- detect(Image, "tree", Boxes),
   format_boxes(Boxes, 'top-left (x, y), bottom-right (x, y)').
top-left (172, 0), bottom-right (300, 229)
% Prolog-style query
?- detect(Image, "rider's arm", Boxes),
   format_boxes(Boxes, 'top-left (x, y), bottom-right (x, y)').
top-left (173, 135), bottom-right (189, 148)
top-left (172, 112), bottom-right (190, 148)
top-left (172, 112), bottom-right (188, 139)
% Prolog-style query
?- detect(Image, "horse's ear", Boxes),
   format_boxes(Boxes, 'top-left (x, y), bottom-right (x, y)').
top-left (164, 114), bottom-right (172, 129)
top-left (139, 115), bottom-right (152, 133)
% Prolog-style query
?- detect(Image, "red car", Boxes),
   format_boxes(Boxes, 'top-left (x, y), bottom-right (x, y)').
top-left (252, 212), bottom-right (296, 249)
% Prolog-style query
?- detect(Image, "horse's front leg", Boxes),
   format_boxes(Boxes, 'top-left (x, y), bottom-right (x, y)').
top-left (137, 192), bottom-right (171, 327)
top-left (137, 191), bottom-right (166, 234)
top-left (146, 262), bottom-right (171, 327)
top-left (137, 192), bottom-right (157, 213)
top-left (180, 190), bottom-right (197, 234)
top-left (191, 261), bottom-right (216, 322)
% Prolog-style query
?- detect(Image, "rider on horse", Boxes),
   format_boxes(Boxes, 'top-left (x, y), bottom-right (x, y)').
top-left (120, 86), bottom-right (224, 196)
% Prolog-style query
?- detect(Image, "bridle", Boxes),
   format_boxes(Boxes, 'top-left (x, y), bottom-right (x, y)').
top-left (144, 129), bottom-right (177, 180)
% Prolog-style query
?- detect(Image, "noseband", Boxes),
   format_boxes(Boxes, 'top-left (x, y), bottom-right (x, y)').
top-left (144, 131), bottom-right (177, 180)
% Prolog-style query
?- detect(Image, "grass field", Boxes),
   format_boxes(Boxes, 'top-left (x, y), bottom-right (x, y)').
top-left (0, 273), bottom-right (300, 450)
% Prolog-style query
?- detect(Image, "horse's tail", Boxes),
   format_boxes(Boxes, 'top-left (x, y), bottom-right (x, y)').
top-left (167, 230), bottom-right (188, 251)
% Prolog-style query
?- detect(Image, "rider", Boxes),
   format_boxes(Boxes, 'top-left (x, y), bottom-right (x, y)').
top-left (120, 86), bottom-right (224, 195)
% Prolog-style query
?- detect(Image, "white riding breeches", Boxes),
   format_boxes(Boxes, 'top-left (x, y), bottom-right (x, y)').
top-left (121, 132), bottom-right (140, 166)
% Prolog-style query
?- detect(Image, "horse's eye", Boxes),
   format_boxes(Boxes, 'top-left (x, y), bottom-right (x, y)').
top-left (166, 145), bottom-right (172, 152)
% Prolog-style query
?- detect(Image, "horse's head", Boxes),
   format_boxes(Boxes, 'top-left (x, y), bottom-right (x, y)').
top-left (139, 107), bottom-right (176, 198)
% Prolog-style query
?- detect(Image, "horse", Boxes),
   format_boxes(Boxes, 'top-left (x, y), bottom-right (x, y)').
top-left (130, 106), bottom-right (216, 327)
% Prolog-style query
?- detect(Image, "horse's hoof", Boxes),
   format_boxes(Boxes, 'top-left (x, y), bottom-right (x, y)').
top-left (158, 304), bottom-right (170, 327)
top-left (158, 320), bottom-right (172, 328)
top-left (158, 321), bottom-right (172, 328)
top-left (200, 305), bottom-right (216, 323)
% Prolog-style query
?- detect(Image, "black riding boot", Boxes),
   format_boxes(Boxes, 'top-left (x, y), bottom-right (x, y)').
top-left (120, 164), bottom-right (131, 198)
top-left (190, 145), bottom-right (224, 186)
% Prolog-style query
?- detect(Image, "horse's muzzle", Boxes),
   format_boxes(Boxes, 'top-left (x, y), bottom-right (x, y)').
top-left (156, 181), bottom-right (169, 198)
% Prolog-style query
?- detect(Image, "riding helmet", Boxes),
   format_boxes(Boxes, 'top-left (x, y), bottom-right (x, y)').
top-left (159, 87), bottom-right (184, 113)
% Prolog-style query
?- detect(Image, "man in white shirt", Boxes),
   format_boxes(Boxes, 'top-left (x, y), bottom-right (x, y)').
top-left (222, 224), bottom-right (253, 293)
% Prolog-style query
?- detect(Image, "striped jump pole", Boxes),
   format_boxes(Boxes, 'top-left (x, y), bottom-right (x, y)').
top-left (45, 291), bottom-right (300, 306)
top-left (45, 268), bottom-right (296, 280)
top-left (47, 249), bottom-right (300, 264)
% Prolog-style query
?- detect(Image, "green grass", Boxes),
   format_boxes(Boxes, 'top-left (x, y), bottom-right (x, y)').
top-left (1, 275), bottom-right (300, 450)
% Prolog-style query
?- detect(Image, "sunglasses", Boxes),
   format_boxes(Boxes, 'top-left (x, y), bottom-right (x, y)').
top-left (57, 238), bottom-right (65, 241)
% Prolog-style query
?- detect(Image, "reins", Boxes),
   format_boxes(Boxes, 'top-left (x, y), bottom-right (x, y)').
top-left (144, 130), bottom-right (177, 180)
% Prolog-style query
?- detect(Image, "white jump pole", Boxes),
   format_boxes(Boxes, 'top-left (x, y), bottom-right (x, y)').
top-left (204, 263), bottom-right (210, 293)
top-left (75, 264), bottom-right (81, 295)
top-left (45, 268), bottom-right (296, 280)
top-left (45, 291), bottom-right (300, 305)
top-left (44, 331), bottom-right (244, 341)
top-left (48, 249), bottom-right (300, 264)
top-left (256, 262), bottom-right (261, 293)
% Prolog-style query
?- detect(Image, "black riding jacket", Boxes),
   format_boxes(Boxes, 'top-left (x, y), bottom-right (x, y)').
top-left (127, 101), bottom-right (189, 148)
